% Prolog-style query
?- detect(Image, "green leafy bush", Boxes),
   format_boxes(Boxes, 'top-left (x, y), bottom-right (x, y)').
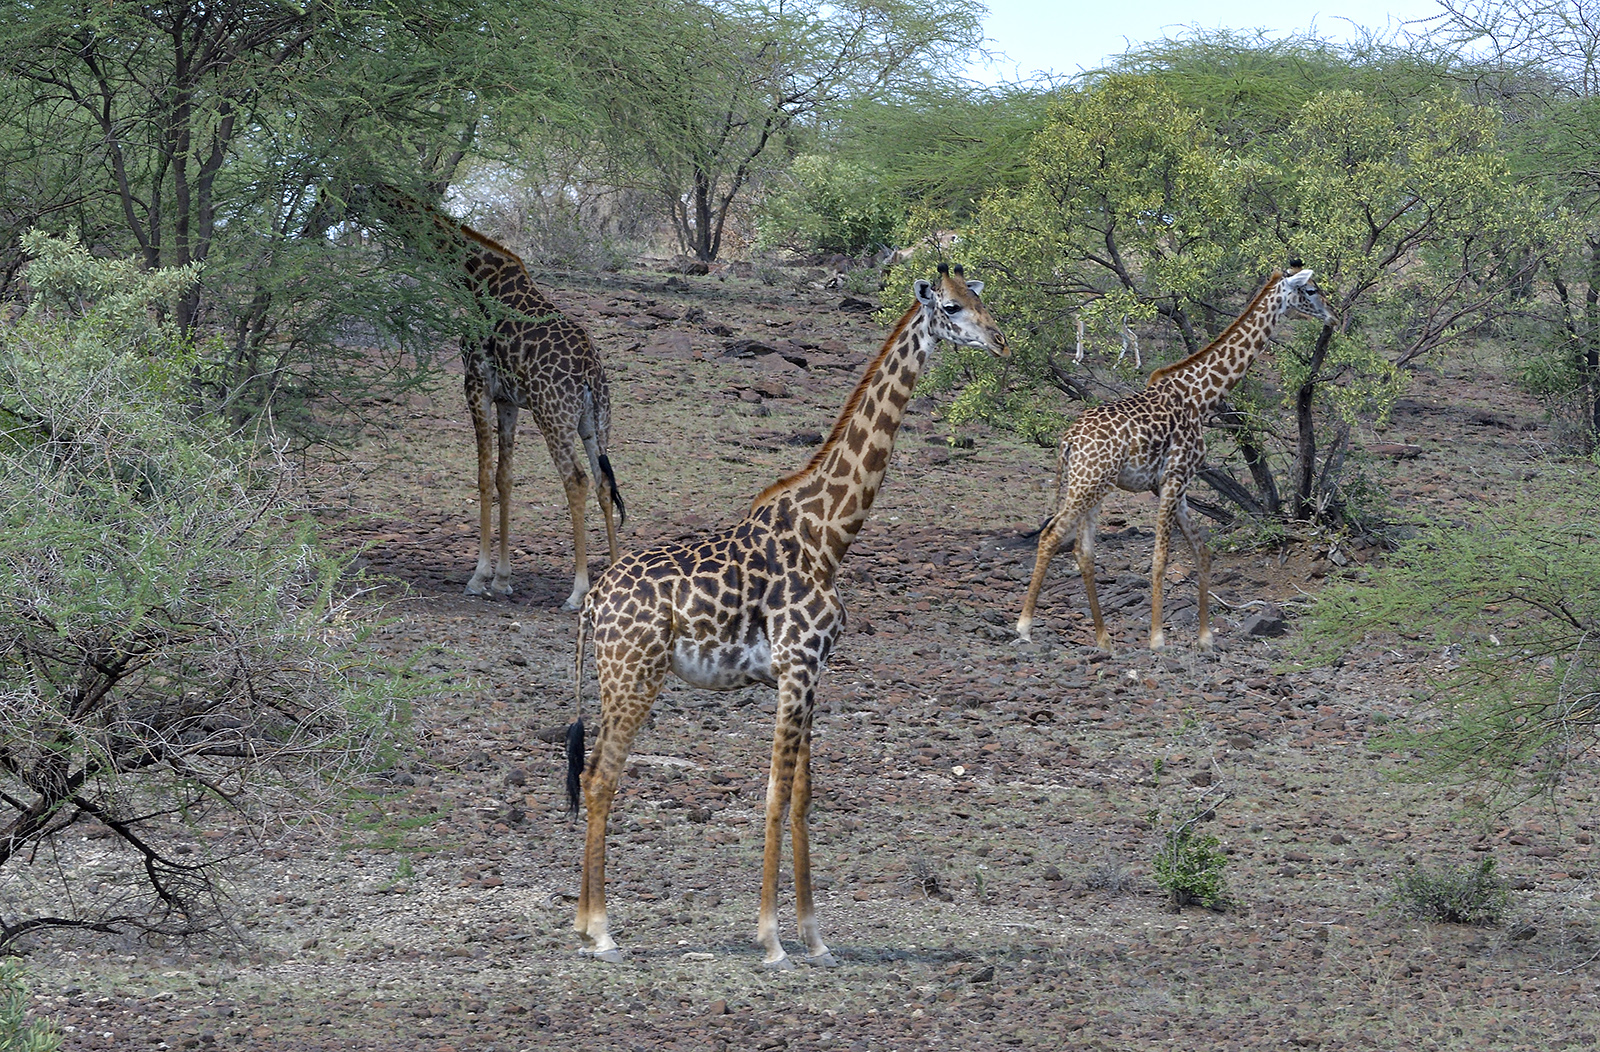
top-left (0, 236), bottom-right (407, 949)
top-left (1304, 490), bottom-right (1600, 807)
top-left (1390, 858), bottom-right (1509, 925)
top-left (1150, 807), bottom-right (1229, 910)
top-left (0, 959), bottom-right (59, 1052)
top-left (757, 154), bottom-right (903, 256)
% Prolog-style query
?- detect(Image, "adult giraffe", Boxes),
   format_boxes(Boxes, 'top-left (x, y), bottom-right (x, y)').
top-left (352, 184), bottom-right (623, 608)
top-left (567, 265), bottom-right (1007, 967)
top-left (1015, 267), bottom-right (1336, 651)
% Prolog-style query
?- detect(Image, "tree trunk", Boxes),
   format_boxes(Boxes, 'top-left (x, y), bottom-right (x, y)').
top-left (1586, 239), bottom-right (1600, 442)
top-left (1291, 324), bottom-right (1335, 521)
top-left (692, 167), bottom-right (715, 262)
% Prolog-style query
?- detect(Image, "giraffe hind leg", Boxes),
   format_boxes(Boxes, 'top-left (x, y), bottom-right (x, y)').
top-left (1016, 500), bottom-right (1094, 643)
top-left (1173, 496), bottom-right (1214, 649)
top-left (1075, 508), bottom-right (1112, 652)
top-left (546, 428), bottom-right (592, 610)
top-left (574, 644), bottom-right (667, 962)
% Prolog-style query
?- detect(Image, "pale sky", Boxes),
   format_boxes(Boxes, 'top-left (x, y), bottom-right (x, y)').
top-left (966, 0), bottom-right (1452, 83)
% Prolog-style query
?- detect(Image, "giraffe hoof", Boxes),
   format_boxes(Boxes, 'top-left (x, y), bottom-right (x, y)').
top-left (584, 947), bottom-right (625, 964)
top-left (802, 951), bottom-right (840, 968)
top-left (761, 955), bottom-right (797, 972)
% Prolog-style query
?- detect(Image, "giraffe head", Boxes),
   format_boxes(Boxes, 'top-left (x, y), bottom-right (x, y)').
top-left (915, 264), bottom-right (1009, 357)
top-left (1276, 266), bottom-right (1337, 326)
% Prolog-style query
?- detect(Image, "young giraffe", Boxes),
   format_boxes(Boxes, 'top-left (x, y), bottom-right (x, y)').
top-left (1015, 267), bottom-right (1335, 651)
top-left (353, 184), bottom-right (624, 608)
top-left (567, 265), bottom-right (1007, 967)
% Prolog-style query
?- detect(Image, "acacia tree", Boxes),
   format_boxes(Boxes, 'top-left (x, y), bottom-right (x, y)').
top-left (1437, 0), bottom-right (1600, 447)
top-left (929, 56), bottom-right (1544, 526)
top-left (0, 1), bottom-right (578, 428)
top-left (581, 0), bottom-right (981, 262)
top-left (0, 236), bottom-right (405, 950)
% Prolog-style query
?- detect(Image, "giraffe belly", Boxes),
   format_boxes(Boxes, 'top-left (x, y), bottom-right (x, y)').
top-left (1117, 462), bottom-right (1163, 492)
top-left (669, 633), bottom-right (776, 690)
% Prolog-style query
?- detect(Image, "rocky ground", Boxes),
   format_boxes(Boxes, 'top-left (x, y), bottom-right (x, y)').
top-left (15, 261), bottom-right (1600, 1050)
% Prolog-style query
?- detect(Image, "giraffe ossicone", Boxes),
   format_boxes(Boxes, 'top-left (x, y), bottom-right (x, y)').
top-left (350, 184), bottom-right (624, 609)
top-left (1015, 267), bottom-right (1335, 652)
top-left (567, 264), bottom-right (1007, 968)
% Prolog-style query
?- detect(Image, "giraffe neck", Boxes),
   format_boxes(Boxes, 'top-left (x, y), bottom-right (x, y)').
top-left (1146, 275), bottom-right (1285, 413)
top-left (360, 184), bottom-right (556, 316)
top-left (750, 304), bottom-right (932, 574)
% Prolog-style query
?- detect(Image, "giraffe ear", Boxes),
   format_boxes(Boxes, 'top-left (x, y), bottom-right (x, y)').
top-left (966, 280), bottom-right (983, 297)
top-left (1285, 269), bottom-right (1314, 287)
top-left (914, 279), bottom-right (935, 304)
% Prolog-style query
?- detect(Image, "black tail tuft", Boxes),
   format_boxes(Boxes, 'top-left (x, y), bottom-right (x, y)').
top-left (565, 718), bottom-right (585, 815)
top-left (598, 453), bottom-right (626, 527)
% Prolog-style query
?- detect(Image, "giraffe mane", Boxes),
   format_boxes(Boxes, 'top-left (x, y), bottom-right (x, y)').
top-left (751, 302), bottom-right (922, 508)
top-left (364, 183), bottom-right (528, 270)
top-left (456, 220), bottom-right (528, 270)
top-left (1144, 271), bottom-right (1284, 388)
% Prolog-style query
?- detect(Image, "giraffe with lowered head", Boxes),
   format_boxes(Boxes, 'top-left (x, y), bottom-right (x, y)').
top-left (351, 184), bottom-right (624, 608)
top-left (1015, 267), bottom-right (1335, 651)
top-left (566, 265), bottom-right (1007, 967)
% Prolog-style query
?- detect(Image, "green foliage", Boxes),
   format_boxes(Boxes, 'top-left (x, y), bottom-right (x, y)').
top-left (579, 0), bottom-right (981, 261)
top-left (0, 0), bottom-right (583, 433)
top-left (19, 229), bottom-right (200, 337)
top-left (0, 254), bottom-right (408, 948)
top-left (1149, 806), bottom-right (1229, 910)
top-left (1304, 487), bottom-right (1600, 806)
top-left (833, 83), bottom-right (1050, 220)
top-left (913, 44), bottom-right (1547, 525)
top-left (1390, 858), bottom-right (1509, 925)
top-left (757, 154), bottom-right (902, 255)
top-left (0, 960), bottom-right (59, 1052)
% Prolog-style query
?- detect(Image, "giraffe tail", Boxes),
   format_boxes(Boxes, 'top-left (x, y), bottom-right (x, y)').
top-left (1022, 436), bottom-right (1075, 540)
top-left (1053, 435), bottom-right (1073, 505)
top-left (598, 453), bottom-right (626, 527)
top-left (566, 604), bottom-right (590, 816)
top-left (578, 387), bottom-right (626, 527)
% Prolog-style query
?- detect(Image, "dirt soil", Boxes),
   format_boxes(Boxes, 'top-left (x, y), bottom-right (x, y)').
top-left (19, 262), bottom-right (1600, 1051)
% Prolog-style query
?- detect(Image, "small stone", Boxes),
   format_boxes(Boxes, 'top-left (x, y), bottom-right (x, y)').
top-left (1241, 608), bottom-right (1290, 637)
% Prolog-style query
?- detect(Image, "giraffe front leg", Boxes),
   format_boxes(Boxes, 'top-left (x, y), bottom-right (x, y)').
top-left (756, 678), bottom-right (812, 970)
top-left (1149, 487), bottom-right (1181, 651)
top-left (465, 378), bottom-right (499, 597)
top-left (1173, 496), bottom-right (1213, 649)
top-left (489, 402), bottom-right (519, 597)
top-left (789, 708), bottom-right (837, 967)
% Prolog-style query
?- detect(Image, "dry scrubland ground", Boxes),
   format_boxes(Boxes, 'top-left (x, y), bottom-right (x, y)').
top-left (18, 263), bottom-right (1600, 1051)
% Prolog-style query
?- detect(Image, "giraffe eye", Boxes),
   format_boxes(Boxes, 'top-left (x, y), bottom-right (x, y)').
top-left (942, 303), bottom-right (963, 315)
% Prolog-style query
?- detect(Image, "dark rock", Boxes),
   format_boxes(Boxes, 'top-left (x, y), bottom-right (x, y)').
top-left (1241, 607), bottom-right (1290, 637)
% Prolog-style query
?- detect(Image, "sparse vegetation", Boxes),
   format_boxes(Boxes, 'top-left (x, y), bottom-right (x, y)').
top-left (1390, 857), bottom-right (1510, 926)
top-left (1149, 804), bottom-right (1230, 910)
